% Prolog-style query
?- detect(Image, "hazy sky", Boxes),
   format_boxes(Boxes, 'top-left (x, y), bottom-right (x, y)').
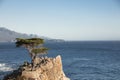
top-left (0, 0), bottom-right (120, 41)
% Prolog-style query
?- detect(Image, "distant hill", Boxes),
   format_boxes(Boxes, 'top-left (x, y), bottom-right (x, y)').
top-left (0, 27), bottom-right (64, 42)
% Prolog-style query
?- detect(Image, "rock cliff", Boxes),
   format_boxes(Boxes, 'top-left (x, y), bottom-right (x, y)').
top-left (3, 55), bottom-right (70, 80)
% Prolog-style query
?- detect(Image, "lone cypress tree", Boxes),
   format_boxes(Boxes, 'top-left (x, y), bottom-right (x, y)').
top-left (16, 38), bottom-right (48, 68)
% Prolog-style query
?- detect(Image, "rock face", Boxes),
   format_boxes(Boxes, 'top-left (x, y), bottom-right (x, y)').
top-left (3, 55), bottom-right (70, 80)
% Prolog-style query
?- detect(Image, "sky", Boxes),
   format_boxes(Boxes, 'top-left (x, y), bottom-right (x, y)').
top-left (0, 0), bottom-right (120, 41)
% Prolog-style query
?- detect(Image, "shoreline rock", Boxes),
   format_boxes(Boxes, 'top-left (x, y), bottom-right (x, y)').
top-left (3, 55), bottom-right (70, 80)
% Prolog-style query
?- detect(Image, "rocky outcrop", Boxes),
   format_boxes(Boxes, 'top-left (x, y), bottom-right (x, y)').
top-left (3, 55), bottom-right (70, 80)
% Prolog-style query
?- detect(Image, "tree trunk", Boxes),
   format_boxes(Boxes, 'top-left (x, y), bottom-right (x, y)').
top-left (31, 53), bottom-right (37, 71)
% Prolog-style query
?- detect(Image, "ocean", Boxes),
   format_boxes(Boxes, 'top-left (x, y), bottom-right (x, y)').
top-left (0, 41), bottom-right (120, 80)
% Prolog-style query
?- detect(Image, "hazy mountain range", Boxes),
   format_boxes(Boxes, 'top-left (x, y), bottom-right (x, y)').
top-left (0, 27), bottom-right (64, 42)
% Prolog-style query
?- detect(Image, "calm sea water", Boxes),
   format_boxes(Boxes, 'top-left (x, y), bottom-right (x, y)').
top-left (0, 41), bottom-right (120, 80)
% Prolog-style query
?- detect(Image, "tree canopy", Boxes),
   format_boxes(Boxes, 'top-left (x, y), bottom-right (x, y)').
top-left (15, 38), bottom-right (48, 68)
top-left (16, 38), bottom-right (44, 47)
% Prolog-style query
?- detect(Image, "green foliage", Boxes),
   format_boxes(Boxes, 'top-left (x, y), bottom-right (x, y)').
top-left (16, 38), bottom-right (48, 58)
top-left (15, 38), bottom-right (48, 69)
top-left (16, 38), bottom-right (44, 47)
top-left (31, 47), bottom-right (48, 54)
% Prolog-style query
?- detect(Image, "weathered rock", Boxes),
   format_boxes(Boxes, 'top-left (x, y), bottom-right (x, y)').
top-left (3, 55), bottom-right (70, 80)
